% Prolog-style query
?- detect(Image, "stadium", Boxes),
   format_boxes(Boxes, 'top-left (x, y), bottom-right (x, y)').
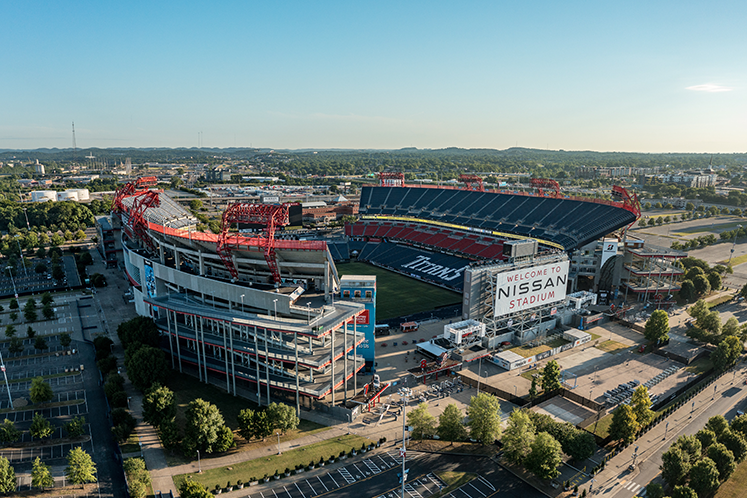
top-left (108, 174), bottom-right (644, 419)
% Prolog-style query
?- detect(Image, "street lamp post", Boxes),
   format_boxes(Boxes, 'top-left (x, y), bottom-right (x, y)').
top-left (197, 450), bottom-right (201, 473)
top-left (728, 225), bottom-right (743, 267)
top-left (691, 401), bottom-right (695, 418)
top-left (276, 430), bottom-right (282, 455)
top-left (664, 421), bottom-right (670, 440)
top-left (714, 384), bottom-right (717, 400)
top-left (6, 268), bottom-right (17, 299)
top-left (14, 236), bottom-right (27, 277)
top-left (590, 479), bottom-right (595, 495)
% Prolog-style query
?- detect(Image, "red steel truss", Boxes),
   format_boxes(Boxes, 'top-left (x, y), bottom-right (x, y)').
top-left (612, 185), bottom-right (641, 219)
top-left (379, 172), bottom-right (405, 188)
top-left (112, 177), bottom-right (162, 251)
top-left (459, 174), bottom-right (485, 192)
top-left (530, 178), bottom-right (561, 198)
top-left (216, 203), bottom-right (295, 283)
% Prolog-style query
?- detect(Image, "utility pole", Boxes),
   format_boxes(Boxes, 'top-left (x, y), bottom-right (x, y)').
top-left (399, 387), bottom-right (411, 498)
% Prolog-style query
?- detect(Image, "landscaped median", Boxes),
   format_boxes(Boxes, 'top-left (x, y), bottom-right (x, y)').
top-left (173, 434), bottom-right (376, 493)
top-left (431, 472), bottom-right (477, 498)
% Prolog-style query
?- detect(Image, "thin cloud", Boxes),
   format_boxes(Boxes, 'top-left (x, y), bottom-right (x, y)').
top-left (686, 83), bottom-right (733, 93)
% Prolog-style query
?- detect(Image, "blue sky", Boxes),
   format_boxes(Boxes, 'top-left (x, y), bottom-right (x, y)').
top-left (2, 1), bottom-right (745, 152)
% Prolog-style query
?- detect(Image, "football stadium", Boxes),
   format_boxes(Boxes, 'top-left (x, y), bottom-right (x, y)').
top-left (109, 173), bottom-right (645, 419)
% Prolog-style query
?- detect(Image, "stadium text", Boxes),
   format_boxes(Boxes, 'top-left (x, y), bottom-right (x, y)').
top-left (401, 256), bottom-right (468, 282)
top-left (494, 260), bottom-right (569, 317)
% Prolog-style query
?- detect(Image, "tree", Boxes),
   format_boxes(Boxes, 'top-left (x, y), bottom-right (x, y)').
top-left (62, 416), bottom-right (85, 439)
top-left (8, 312), bottom-right (16, 322)
top-left (679, 280), bottom-right (695, 301)
top-left (524, 432), bottom-right (562, 480)
top-left (237, 408), bottom-right (256, 441)
top-left (0, 456), bottom-right (15, 494)
top-left (529, 376), bottom-right (539, 400)
top-left (25, 326), bottom-right (35, 338)
top-left (112, 408), bottom-right (137, 443)
top-left (183, 399), bottom-right (229, 454)
top-left (266, 402), bottom-right (299, 433)
top-left (730, 414), bottom-right (747, 437)
top-left (4, 325), bottom-right (15, 338)
top-left (741, 283), bottom-right (747, 300)
top-left (179, 477), bottom-right (212, 498)
top-left (23, 306), bottom-right (37, 322)
top-left (214, 425), bottom-right (234, 452)
top-left (686, 267), bottom-right (705, 281)
top-left (60, 332), bottom-right (72, 348)
top-left (30, 413), bottom-right (53, 439)
top-left (502, 409), bottom-right (536, 465)
top-left (29, 377), bottom-right (54, 404)
top-left (407, 402), bottom-right (437, 440)
top-left (0, 419), bottom-right (20, 444)
top-left (707, 415), bottom-right (730, 437)
top-left (124, 345), bottom-right (168, 391)
top-left (630, 386), bottom-right (654, 427)
top-left (707, 272), bottom-right (722, 291)
top-left (688, 301), bottom-right (707, 321)
top-left (159, 418), bottom-right (181, 450)
top-left (41, 292), bottom-right (53, 306)
top-left (723, 317), bottom-right (740, 337)
top-left (700, 311), bottom-right (722, 336)
top-left (35, 262), bottom-right (47, 274)
top-left (661, 446), bottom-right (691, 487)
top-left (117, 316), bottom-right (160, 350)
top-left (672, 485), bottom-right (698, 498)
top-left (541, 360), bottom-right (562, 392)
top-left (690, 457), bottom-right (720, 497)
top-left (466, 393), bottom-right (501, 444)
top-left (34, 336), bottom-right (47, 350)
top-left (66, 447), bottom-right (97, 487)
top-left (674, 434), bottom-right (703, 462)
top-left (251, 409), bottom-right (273, 440)
top-left (52, 263), bottom-right (64, 278)
top-left (719, 429), bottom-right (747, 463)
top-left (437, 403), bottom-right (467, 442)
top-left (712, 337), bottom-right (742, 371)
top-left (42, 303), bottom-right (54, 320)
top-left (693, 274), bottom-right (711, 296)
top-left (707, 442), bottom-right (736, 480)
top-left (644, 310), bottom-right (670, 343)
top-left (696, 428), bottom-right (718, 450)
top-left (562, 429), bottom-right (597, 461)
top-left (608, 404), bottom-right (639, 444)
top-left (31, 456), bottom-right (54, 490)
top-left (645, 482), bottom-right (664, 498)
top-left (8, 299), bottom-right (17, 310)
top-left (8, 337), bottom-right (23, 354)
top-left (142, 383), bottom-right (176, 427)
top-left (686, 202), bottom-right (695, 211)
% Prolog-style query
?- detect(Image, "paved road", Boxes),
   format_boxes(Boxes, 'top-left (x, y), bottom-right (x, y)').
top-left (592, 365), bottom-right (747, 498)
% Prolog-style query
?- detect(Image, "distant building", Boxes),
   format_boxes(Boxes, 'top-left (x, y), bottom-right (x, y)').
top-left (639, 172), bottom-right (717, 188)
top-left (95, 215), bottom-right (123, 268)
top-left (205, 168), bottom-right (231, 182)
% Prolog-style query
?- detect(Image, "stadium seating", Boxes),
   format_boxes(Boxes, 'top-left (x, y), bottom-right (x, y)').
top-left (359, 186), bottom-right (637, 250)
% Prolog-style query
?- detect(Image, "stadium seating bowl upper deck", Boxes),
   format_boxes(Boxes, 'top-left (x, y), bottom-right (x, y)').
top-left (357, 185), bottom-right (638, 251)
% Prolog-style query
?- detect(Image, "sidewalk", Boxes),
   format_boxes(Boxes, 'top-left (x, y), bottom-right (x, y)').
top-left (578, 364), bottom-right (745, 496)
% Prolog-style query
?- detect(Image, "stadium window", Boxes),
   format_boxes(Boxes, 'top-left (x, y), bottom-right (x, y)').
top-left (365, 290), bottom-right (372, 298)
top-left (343, 290), bottom-right (350, 298)
top-left (354, 290), bottom-right (361, 298)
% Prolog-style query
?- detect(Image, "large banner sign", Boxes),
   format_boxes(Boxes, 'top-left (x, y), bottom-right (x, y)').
top-left (494, 260), bottom-right (569, 317)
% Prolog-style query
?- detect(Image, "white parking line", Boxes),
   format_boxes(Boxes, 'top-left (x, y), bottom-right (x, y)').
top-left (458, 486), bottom-right (474, 498)
top-left (327, 472), bottom-right (340, 488)
top-left (316, 475), bottom-right (329, 492)
top-left (304, 479), bottom-right (316, 496)
top-left (404, 483), bottom-right (422, 498)
top-left (294, 482), bottom-right (307, 498)
top-left (338, 467), bottom-right (356, 484)
top-left (477, 475), bottom-right (495, 491)
top-left (467, 481), bottom-right (487, 497)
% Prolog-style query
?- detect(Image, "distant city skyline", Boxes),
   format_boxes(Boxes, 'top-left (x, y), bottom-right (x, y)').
top-left (2, 1), bottom-right (745, 153)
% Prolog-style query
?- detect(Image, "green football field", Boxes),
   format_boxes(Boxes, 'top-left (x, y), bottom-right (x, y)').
top-left (336, 262), bottom-right (461, 321)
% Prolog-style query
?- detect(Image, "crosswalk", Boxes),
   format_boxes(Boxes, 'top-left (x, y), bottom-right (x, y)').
top-left (619, 479), bottom-right (642, 495)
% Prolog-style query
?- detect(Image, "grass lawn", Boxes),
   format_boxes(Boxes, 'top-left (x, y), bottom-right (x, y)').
top-left (686, 356), bottom-right (714, 375)
top-left (590, 332), bottom-right (601, 342)
top-left (707, 295), bottom-right (734, 308)
top-left (163, 372), bottom-right (330, 466)
top-left (431, 472), bottom-right (477, 498)
top-left (723, 253), bottom-right (747, 266)
top-left (715, 456), bottom-right (747, 498)
top-left (173, 434), bottom-right (373, 491)
top-left (591, 413), bottom-right (613, 438)
top-left (509, 337), bottom-right (569, 358)
top-left (595, 340), bottom-right (629, 354)
top-left (119, 432), bottom-right (141, 454)
top-left (337, 262), bottom-right (461, 321)
top-left (520, 370), bottom-right (542, 382)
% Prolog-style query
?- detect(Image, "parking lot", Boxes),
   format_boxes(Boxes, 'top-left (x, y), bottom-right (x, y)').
top-left (0, 255), bottom-right (81, 298)
top-left (246, 452), bottom-right (505, 498)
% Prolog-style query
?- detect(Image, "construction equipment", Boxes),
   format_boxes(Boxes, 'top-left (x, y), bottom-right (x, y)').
top-left (379, 172), bottom-right (405, 188)
top-left (530, 178), bottom-right (561, 198)
top-left (459, 174), bottom-right (485, 192)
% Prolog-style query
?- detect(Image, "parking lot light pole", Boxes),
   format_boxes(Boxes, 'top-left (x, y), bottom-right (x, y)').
top-left (197, 450), bottom-right (201, 473)
top-left (728, 225), bottom-right (743, 267)
top-left (0, 350), bottom-right (12, 407)
top-left (6, 268), bottom-right (17, 299)
top-left (14, 236), bottom-right (27, 277)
